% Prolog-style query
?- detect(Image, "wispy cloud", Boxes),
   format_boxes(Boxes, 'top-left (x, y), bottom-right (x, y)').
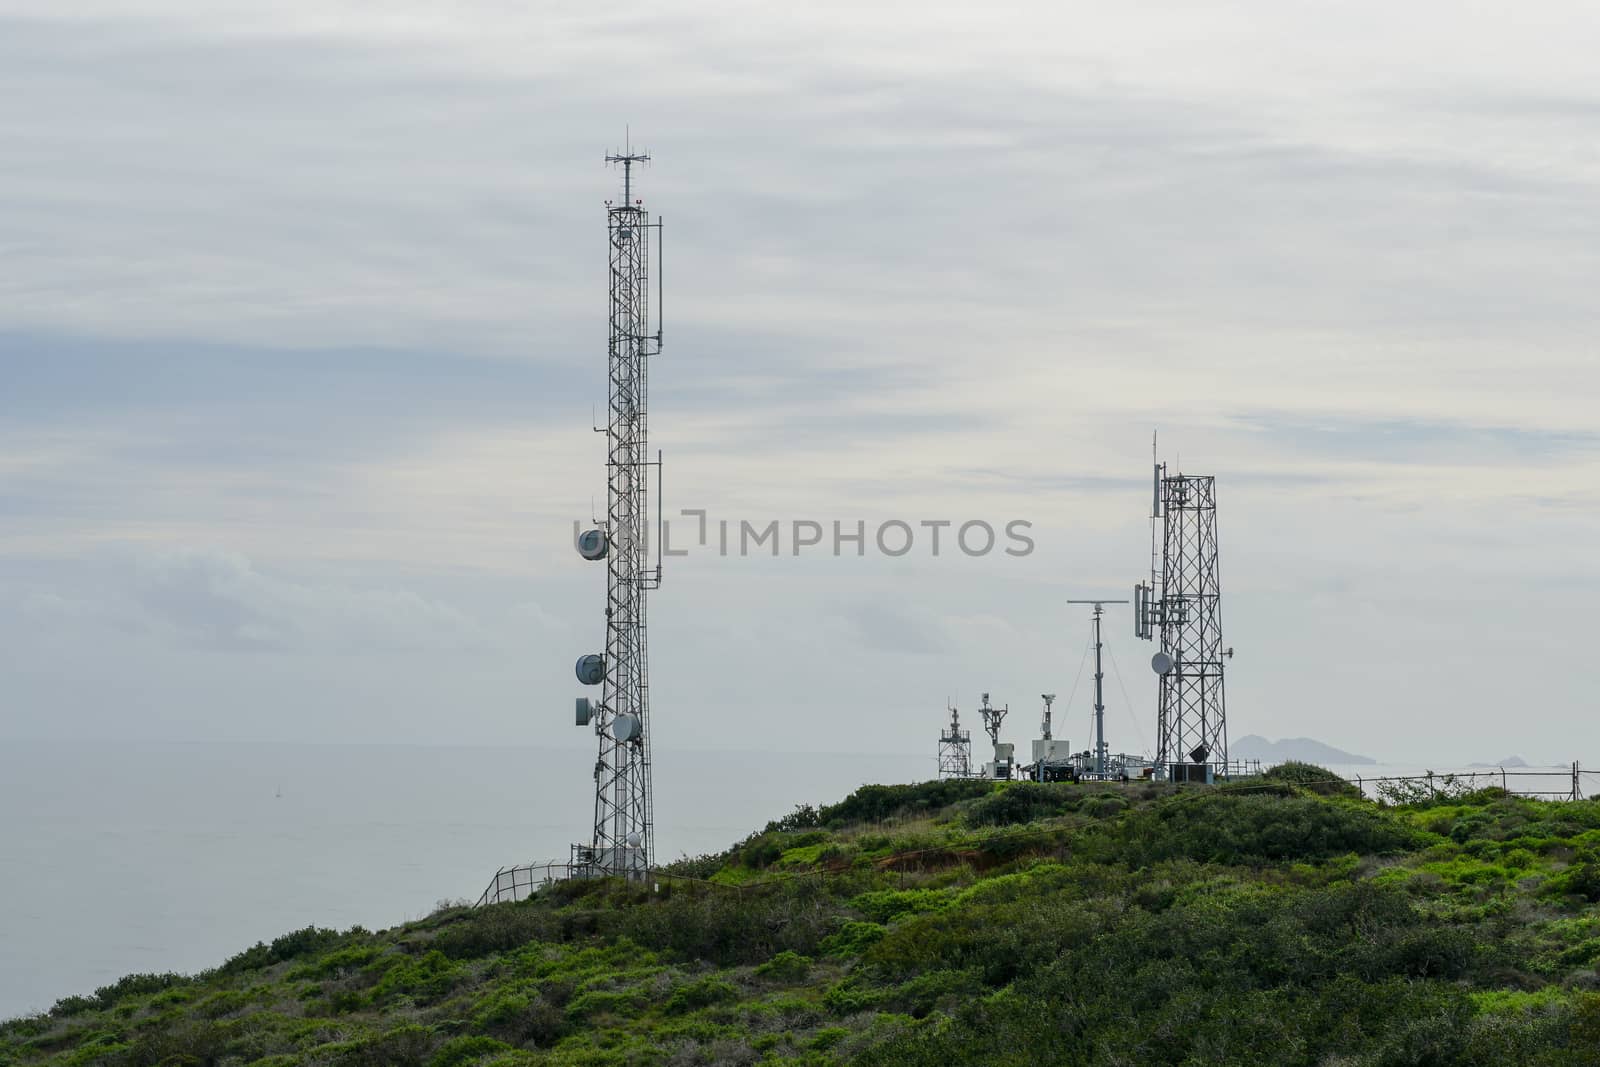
top-left (1, 1), bottom-right (1598, 762)
top-left (17, 546), bottom-right (490, 653)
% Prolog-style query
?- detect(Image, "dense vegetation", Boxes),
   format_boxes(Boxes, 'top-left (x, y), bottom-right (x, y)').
top-left (6, 770), bottom-right (1600, 1065)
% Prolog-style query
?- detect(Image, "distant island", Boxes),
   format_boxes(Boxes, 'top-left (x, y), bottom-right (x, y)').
top-left (1232, 734), bottom-right (1376, 765)
top-left (1470, 756), bottom-right (1530, 768)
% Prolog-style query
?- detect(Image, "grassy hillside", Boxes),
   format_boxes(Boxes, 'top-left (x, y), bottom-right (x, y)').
top-left (6, 766), bottom-right (1600, 1065)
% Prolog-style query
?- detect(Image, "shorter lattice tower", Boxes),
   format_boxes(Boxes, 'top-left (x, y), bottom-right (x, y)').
top-left (937, 705), bottom-right (973, 779)
top-left (1134, 440), bottom-right (1233, 781)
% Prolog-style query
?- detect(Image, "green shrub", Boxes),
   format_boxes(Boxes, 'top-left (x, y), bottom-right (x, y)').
top-left (1081, 794), bottom-right (1129, 819)
top-left (1451, 811), bottom-right (1495, 844)
top-left (428, 1035), bottom-right (514, 1067)
top-left (875, 968), bottom-right (985, 1016)
top-left (1368, 927), bottom-right (1479, 980)
top-left (1548, 862), bottom-right (1600, 903)
top-left (219, 925), bottom-right (357, 975)
top-left (55, 1030), bottom-right (130, 1067)
top-left (822, 978), bottom-right (881, 1015)
top-left (819, 780), bottom-right (994, 827)
top-left (754, 951), bottom-right (813, 982)
top-left (103, 1020), bottom-right (231, 1066)
top-left (471, 987), bottom-right (531, 1031)
top-left (194, 988), bottom-right (250, 1019)
top-left (664, 977), bottom-right (739, 1014)
top-left (292, 944), bottom-right (384, 980)
top-left (432, 903), bottom-right (563, 959)
top-left (564, 988), bottom-right (648, 1021)
top-left (1263, 761), bottom-right (1363, 798)
top-left (1556, 938), bottom-right (1600, 968)
top-left (659, 852), bottom-right (725, 879)
top-left (964, 782), bottom-right (1078, 827)
top-left (809, 1027), bottom-right (850, 1050)
top-left (820, 921), bottom-right (886, 958)
top-left (766, 803), bottom-right (823, 832)
top-left (849, 889), bottom-right (952, 924)
top-left (867, 895), bottom-right (1103, 986)
top-left (50, 972), bottom-right (192, 1017)
top-left (1111, 792), bottom-right (1420, 865)
top-left (45, 994), bottom-right (98, 1018)
top-left (328, 1024), bottom-right (437, 1067)
top-left (470, 987), bottom-right (568, 1046)
top-left (609, 881), bottom-right (843, 965)
top-left (740, 832), bottom-right (787, 869)
top-left (371, 950), bottom-right (465, 1004)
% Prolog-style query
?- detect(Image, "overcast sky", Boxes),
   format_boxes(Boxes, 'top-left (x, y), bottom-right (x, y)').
top-left (1, 1), bottom-right (1596, 766)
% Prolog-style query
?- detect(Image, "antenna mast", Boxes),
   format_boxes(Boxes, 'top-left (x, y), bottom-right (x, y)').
top-left (978, 692), bottom-right (1013, 779)
top-left (571, 143), bottom-right (666, 879)
top-left (1068, 600), bottom-right (1129, 778)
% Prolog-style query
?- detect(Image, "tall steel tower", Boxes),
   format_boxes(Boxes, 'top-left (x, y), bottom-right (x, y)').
top-left (572, 148), bottom-right (664, 878)
top-left (937, 704), bottom-right (973, 779)
top-left (1135, 446), bottom-right (1232, 780)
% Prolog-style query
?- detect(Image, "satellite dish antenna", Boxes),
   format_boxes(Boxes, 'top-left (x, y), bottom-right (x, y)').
top-left (576, 529), bottom-right (608, 561)
top-left (625, 831), bottom-right (642, 848)
top-left (612, 713), bottom-right (641, 743)
top-left (575, 697), bottom-right (594, 726)
top-left (1151, 651), bottom-right (1174, 675)
top-left (575, 654), bottom-right (605, 686)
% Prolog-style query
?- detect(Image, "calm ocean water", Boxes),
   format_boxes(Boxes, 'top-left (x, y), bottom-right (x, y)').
top-left (0, 742), bottom-right (1582, 1020)
top-left (0, 740), bottom-right (932, 1020)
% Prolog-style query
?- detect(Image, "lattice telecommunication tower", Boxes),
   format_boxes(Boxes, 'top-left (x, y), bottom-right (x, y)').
top-left (937, 704), bottom-right (974, 779)
top-left (571, 146), bottom-right (666, 878)
top-left (1134, 442), bottom-right (1233, 779)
